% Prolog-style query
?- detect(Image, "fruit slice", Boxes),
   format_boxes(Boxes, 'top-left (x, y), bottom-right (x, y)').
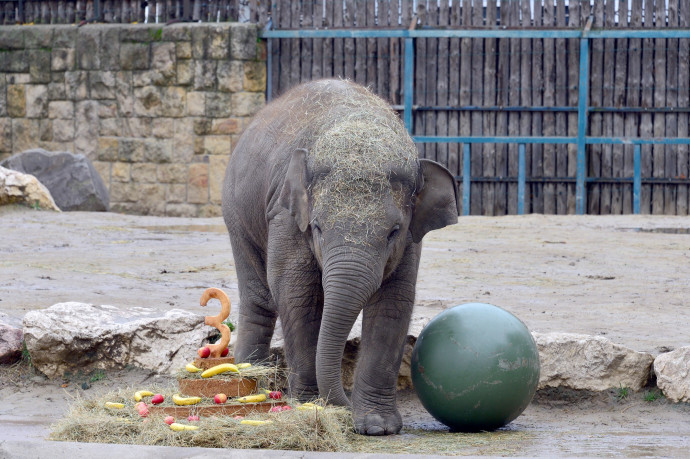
top-left (240, 420), bottom-right (272, 426)
top-left (172, 394), bottom-right (202, 406)
top-left (104, 402), bottom-right (125, 409)
top-left (170, 422), bottom-right (199, 431)
top-left (134, 390), bottom-right (154, 402)
top-left (200, 363), bottom-right (238, 378)
top-left (185, 363), bottom-right (201, 373)
top-left (236, 363), bottom-right (252, 370)
top-left (236, 393), bottom-right (266, 403)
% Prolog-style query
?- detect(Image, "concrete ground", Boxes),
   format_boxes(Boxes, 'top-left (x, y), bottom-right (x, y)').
top-left (1, 205), bottom-right (689, 456)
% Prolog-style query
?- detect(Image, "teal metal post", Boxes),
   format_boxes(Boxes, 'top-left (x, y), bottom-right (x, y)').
top-left (463, 144), bottom-right (471, 216)
top-left (518, 144), bottom-right (526, 215)
top-left (404, 38), bottom-right (414, 133)
top-left (633, 144), bottom-right (641, 214)
top-left (576, 37), bottom-right (590, 215)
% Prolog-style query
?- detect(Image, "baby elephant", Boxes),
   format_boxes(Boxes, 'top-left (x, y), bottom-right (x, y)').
top-left (222, 79), bottom-right (459, 435)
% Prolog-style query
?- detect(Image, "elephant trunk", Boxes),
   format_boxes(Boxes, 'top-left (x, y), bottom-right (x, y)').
top-left (317, 248), bottom-right (381, 407)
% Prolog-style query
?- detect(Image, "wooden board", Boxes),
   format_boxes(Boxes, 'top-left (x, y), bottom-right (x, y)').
top-left (178, 376), bottom-right (257, 398)
top-left (192, 356), bottom-right (235, 369)
top-left (148, 401), bottom-right (285, 418)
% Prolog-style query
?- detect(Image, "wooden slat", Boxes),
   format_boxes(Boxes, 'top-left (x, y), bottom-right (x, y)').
top-left (678, 1), bottom-right (690, 214)
top-left (611, 0), bottom-right (628, 214)
top-left (518, 0), bottom-right (533, 214)
top-left (542, 0), bottom-right (556, 214)
top-left (469, 0), bottom-right (483, 215)
top-left (354, 0), bottom-right (366, 85)
top-left (481, 0), bottom-right (496, 215)
top-left (495, 0), bottom-right (509, 214)
top-left (458, 0), bottom-right (472, 215)
top-left (278, 1), bottom-right (291, 96)
top-left (531, 0), bottom-right (545, 214)
top-left (333, 0), bottom-right (345, 79)
top-left (389, 0), bottom-right (401, 104)
top-left (623, 0), bottom-right (642, 214)
top-left (566, 0), bottom-right (582, 213)
top-left (377, 0), bottom-right (390, 102)
top-left (652, 0), bottom-right (667, 214)
top-left (365, 0), bottom-right (376, 90)
top-left (344, 0), bottom-right (355, 81)
top-left (446, 0), bottom-right (461, 180)
top-left (269, 1), bottom-right (279, 99)
top-left (312, 0), bottom-right (323, 81)
top-left (322, 0), bottom-right (334, 79)
top-left (414, 2), bottom-right (427, 159)
top-left (289, 1), bottom-right (300, 89)
top-left (301, 0), bottom-right (312, 84)
top-left (424, 2), bottom-right (439, 163)
top-left (665, 0), bottom-right (679, 214)
top-left (639, 0), bottom-right (655, 214)
top-left (554, 0), bottom-right (567, 214)
top-left (598, 0), bottom-right (615, 214)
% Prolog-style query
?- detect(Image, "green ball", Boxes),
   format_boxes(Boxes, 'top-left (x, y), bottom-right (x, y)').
top-left (411, 303), bottom-right (540, 432)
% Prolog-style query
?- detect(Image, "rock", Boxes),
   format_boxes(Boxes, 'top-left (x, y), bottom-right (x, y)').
top-left (0, 165), bottom-right (60, 211)
top-left (1, 149), bottom-right (109, 211)
top-left (23, 302), bottom-right (214, 379)
top-left (654, 347), bottom-right (690, 402)
top-left (533, 332), bottom-right (654, 392)
top-left (0, 323), bottom-right (23, 364)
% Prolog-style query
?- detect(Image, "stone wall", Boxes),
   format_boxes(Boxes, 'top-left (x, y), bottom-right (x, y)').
top-left (0, 23), bottom-right (266, 216)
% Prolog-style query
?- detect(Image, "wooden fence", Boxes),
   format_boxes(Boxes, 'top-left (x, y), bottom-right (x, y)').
top-left (1, 0), bottom-right (689, 215)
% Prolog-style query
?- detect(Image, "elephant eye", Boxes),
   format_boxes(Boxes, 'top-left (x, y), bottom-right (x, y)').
top-left (387, 225), bottom-right (400, 242)
top-left (311, 221), bottom-right (322, 237)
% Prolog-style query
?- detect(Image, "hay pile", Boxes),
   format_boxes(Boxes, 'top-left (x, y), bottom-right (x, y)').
top-left (50, 387), bottom-right (353, 452)
top-left (176, 363), bottom-right (281, 387)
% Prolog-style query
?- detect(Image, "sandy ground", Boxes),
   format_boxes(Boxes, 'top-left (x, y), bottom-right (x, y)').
top-left (1, 205), bottom-right (690, 456)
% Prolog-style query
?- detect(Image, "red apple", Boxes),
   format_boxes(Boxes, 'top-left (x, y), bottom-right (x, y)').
top-left (221, 347), bottom-right (229, 357)
top-left (269, 406), bottom-right (282, 413)
top-left (197, 346), bottom-right (211, 358)
top-left (151, 394), bottom-right (164, 405)
top-left (214, 393), bottom-right (227, 404)
top-left (187, 415), bottom-right (200, 421)
top-left (269, 391), bottom-right (282, 400)
top-left (280, 405), bottom-right (292, 411)
top-left (164, 416), bottom-right (175, 425)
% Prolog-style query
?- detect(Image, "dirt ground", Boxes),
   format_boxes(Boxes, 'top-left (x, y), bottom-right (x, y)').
top-left (1, 205), bottom-right (690, 456)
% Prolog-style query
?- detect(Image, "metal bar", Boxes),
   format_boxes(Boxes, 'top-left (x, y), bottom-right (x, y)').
top-left (392, 105), bottom-right (690, 114)
top-left (586, 137), bottom-right (690, 145)
top-left (518, 144), bottom-right (526, 215)
top-left (95, 0), bottom-right (101, 21)
top-left (576, 37), bottom-right (590, 215)
top-left (451, 176), bottom-right (690, 184)
top-left (413, 136), bottom-right (577, 144)
top-left (462, 143), bottom-right (470, 216)
top-left (633, 144), bottom-right (641, 214)
top-left (403, 37), bottom-right (414, 133)
top-left (261, 28), bottom-right (690, 40)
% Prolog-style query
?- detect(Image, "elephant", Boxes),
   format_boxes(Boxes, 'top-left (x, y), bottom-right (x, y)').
top-left (222, 79), bottom-right (459, 435)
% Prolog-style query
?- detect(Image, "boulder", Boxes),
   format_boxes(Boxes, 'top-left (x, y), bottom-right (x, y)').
top-left (0, 318), bottom-right (23, 364)
top-left (1, 149), bottom-right (109, 211)
top-left (0, 166), bottom-right (60, 211)
top-left (533, 332), bottom-right (654, 392)
top-left (23, 302), bottom-right (214, 378)
top-left (654, 347), bottom-right (690, 402)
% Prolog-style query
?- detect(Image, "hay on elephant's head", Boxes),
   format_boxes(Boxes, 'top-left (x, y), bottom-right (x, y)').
top-left (50, 387), bottom-right (353, 452)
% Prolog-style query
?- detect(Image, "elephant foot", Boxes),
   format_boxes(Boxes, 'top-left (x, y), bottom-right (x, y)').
top-left (354, 408), bottom-right (402, 436)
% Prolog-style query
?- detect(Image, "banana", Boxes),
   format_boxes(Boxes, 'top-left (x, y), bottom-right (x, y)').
top-left (298, 403), bottom-right (324, 411)
top-left (236, 393), bottom-right (267, 403)
top-left (134, 390), bottom-right (154, 402)
top-left (185, 362), bottom-right (201, 373)
top-left (170, 422), bottom-right (199, 431)
top-left (200, 363), bottom-right (238, 378)
top-left (236, 363), bottom-right (252, 369)
top-left (172, 394), bottom-right (202, 406)
top-left (240, 419), bottom-right (272, 426)
top-left (104, 402), bottom-right (125, 409)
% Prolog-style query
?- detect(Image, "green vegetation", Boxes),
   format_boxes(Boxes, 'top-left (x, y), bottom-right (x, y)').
top-left (88, 369), bottom-right (106, 383)
top-left (616, 384), bottom-right (630, 401)
top-left (149, 28), bottom-right (163, 41)
top-left (643, 389), bottom-right (663, 402)
top-left (21, 341), bottom-right (32, 366)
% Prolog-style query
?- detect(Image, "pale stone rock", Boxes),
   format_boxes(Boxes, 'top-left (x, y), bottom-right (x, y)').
top-left (131, 163), bottom-right (158, 183)
top-left (97, 137), bottom-right (119, 162)
top-left (0, 320), bottom-right (23, 365)
top-left (165, 183), bottom-right (187, 203)
top-left (243, 61), bottom-right (266, 92)
top-left (25, 85), bottom-right (49, 118)
top-left (111, 162), bottom-right (131, 182)
top-left (0, 165), bottom-right (60, 210)
top-left (176, 60), bottom-right (193, 86)
top-left (533, 332), bottom-right (653, 391)
top-left (194, 61), bottom-right (217, 90)
top-left (48, 100), bottom-right (74, 119)
top-left (160, 87), bottom-right (186, 117)
top-left (176, 41), bottom-right (192, 59)
top-left (151, 42), bottom-right (176, 85)
top-left (52, 119), bottom-right (75, 142)
top-left (187, 92), bottom-right (206, 117)
top-left (208, 26), bottom-right (230, 60)
top-left (74, 101), bottom-right (100, 157)
top-left (51, 48), bottom-right (75, 72)
top-left (134, 86), bottom-right (162, 117)
top-left (218, 61), bottom-right (244, 93)
top-left (120, 43), bottom-right (150, 71)
top-left (654, 347), bottom-right (690, 403)
top-left (7, 85), bottom-right (25, 118)
top-left (157, 163), bottom-right (187, 183)
top-left (23, 303), bottom-right (213, 378)
top-left (65, 71), bottom-right (88, 100)
top-left (231, 92), bottom-right (264, 117)
top-left (90, 71), bottom-right (116, 100)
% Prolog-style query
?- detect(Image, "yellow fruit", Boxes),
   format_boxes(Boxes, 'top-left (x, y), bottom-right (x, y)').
top-left (298, 403), bottom-right (324, 411)
top-left (134, 390), bottom-right (154, 402)
top-left (237, 393), bottom-right (267, 403)
top-left (201, 363), bottom-right (239, 378)
top-left (104, 402), bottom-right (125, 409)
top-left (172, 394), bottom-right (202, 406)
top-left (240, 419), bottom-right (272, 426)
top-left (185, 363), bottom-right (201, 373)
top-left (236, 363), bottom-right (252, 369)
top-left (170, 422), bottom-right (199, 431)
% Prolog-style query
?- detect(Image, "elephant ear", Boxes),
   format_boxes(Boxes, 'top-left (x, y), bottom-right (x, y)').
top-left (279, 149), bottom-right (311, 232)
top-left (410, 159), bottom-right (460, 243)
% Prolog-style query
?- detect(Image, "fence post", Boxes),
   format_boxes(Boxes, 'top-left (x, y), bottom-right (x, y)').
top-left (633, 144), bottom-right (641, 214)
top-left (518, 143), bottom-right (526, 215)
top-left (403, 37), bottom-right (414, 133)
top-left (576, 34), bottom-right (590, 215)
top-left (462, 143), bottom-right (471, 216)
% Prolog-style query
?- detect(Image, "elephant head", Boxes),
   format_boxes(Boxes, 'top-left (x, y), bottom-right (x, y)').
top-left (279, 119), bottom-right (459, 407)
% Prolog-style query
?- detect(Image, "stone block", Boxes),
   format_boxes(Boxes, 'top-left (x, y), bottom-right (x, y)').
top-left (191, 27), bottom-right (209, 59)
top-left (217, 61), bottom-right (243, 93)
top-left (48, 80), bottom-right (67, 101)
top-left (176, 41), bottom-right (192, 59)
top-left (118, 138), bottom-right (145, 163)
top-left (53, 27), bottom-right (77, 48)
top-left (131, 163), bottom-right (158, 183)
top-left (100, 28), bottom-right (121, 71)
top-left (100, 118), bottom-right (121, 136)
top-left (160, 87), bottom-right (186, 117)
top-left (654, 347), bottom-right (690, 403)
top-left (112, 162), bottom-right (131, 182)
top-left (0, 118), bottom-right (11, 152)
top-left (97, 137), bottom-right (119, 161)
top-left (157, 163), bottom-right (187, 183)
top-left (152, 118), bottom-right (174, 138)
top-left (143, 139), bottom-right (172, 163)
top-left (209, 26), bottom-right (230, 60)
top-left (198, 204), bottom-right (222, 217)
top-left (206, 92), bottom-right (232, 117)
top-left (115, 71), bottom-right (134, 117)
top-left (176, 60), bottom-right (193, 86)
top-left (98, 101), bottom-right (118, 119)
top-left (194, 60), bottom-right (217, 90)
top-left (7, 74), bottom-right (30, 84)
top-left (65, 71), bottom-right (88, 100)
top-left (132, 71), bottom-right (153, 87)
top-left (244, 61), bottom-right (267, 92)
top-left (165, 183), bottom-right (187, 203)
top-left (91, 161), bottom-right (111, 192)
top-left (0, 28), bottom-right (25, 49)
top-left (120, 26), bottom-right (157, 43)
top-left (0, 76), bottom-right (5, 117)
top-left (0, 164), bottom-right (59, 211)
top-left (74, 101), bottom-right (100, 157)
top-left (24, 27), bottom-right (53, 48)
top-left (4, 51), bottom-right (29, 73)
top-left (51, 48), bottom-right (75, 72)
top-left (120, 43), bottom-right (150, 71)
top-left (122, 117), bottom-right (151, 137)
top-left (29, 49), bottom-right (51, 84)
top-left (203, 135), bottom-right (231, 156)
top-left (89, 71), bottom-right (116, 100)
top-left (187, 92), bottom-right (206, 116)
top-left (162, 24), bottom-right (192, 42)
top-left (209, 155), bottom-right (229, 204)
top-left (110, 181), bottom-right (136, 201)
top-left (133, 86), bottom-right (162, 117)
top-left (48, 101), bottom-right (74, 120)
top-left (151, 42), bottom-right (176, 86)
top-left (25, 85), bottom-right (49, 118)
top-left (11, 119), bottom-right (38, 153)
top-left (7, 85), bottom-right (25, 118)
top-left (52, 119), bottom-right (75, 143)
top-left (165, 203), bottom-right (198, 217)
top-left (187, 162), bottom-right (209, 204)
top-left (76, 28), bottom-right (101, 70)
top-left (193, 118), bottom-right (211, 135)
top-left (231, 92), bottom-right (265, 117)
top-left (230, 24), bottom-right (258, 60)
top-left (172, 121), bottom-right (194, 163)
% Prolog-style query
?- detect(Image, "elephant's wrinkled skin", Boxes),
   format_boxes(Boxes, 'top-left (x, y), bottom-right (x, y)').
top-left (222, 80), bottom-right (459, 435)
